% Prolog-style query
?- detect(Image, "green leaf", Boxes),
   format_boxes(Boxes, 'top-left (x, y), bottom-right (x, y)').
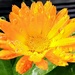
top-left (47, 63), bottom-right (75, 75)
top-left (13, 57), bottom-right (56, 75)
top-left (23, 60), bottom-right (56, 75)
top-left (0, 60), bottom-right (13, 75)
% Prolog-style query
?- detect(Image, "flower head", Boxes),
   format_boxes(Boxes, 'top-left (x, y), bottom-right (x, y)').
top-left (0, 1), bottom-right (75, 74)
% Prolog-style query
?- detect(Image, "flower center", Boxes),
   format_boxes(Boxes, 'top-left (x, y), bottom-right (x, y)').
top-left (26, 36), bottom-right (50, 53)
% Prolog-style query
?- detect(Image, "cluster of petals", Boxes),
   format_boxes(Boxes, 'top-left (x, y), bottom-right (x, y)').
top-left (0, 1), bottom-right (75, 74)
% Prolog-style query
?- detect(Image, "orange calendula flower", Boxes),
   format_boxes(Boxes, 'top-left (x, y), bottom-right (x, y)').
top-left (0, 1), bottom-right (75, 74)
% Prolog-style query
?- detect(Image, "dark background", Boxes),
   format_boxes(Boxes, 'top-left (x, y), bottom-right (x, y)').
top-left (0, 0), bottom-right (75, 20)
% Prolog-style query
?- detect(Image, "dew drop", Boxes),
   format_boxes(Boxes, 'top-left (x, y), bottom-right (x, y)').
top-left (60, 29), bottom-right (64, 34)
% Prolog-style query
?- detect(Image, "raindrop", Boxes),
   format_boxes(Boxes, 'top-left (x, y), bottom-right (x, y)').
top-left (60, 29), bottom-right (64, 34)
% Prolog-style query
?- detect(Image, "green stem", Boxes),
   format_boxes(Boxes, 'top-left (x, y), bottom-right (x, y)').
top-left (23, 0), bottom-right (34, 3)
top-left (0, 16), bottom-right (6, 20)
top-left (31, 0), bottom-right (34, 2)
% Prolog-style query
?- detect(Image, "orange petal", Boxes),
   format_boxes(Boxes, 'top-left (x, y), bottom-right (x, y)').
top-left (55, 8), bottom-right (68, 22)
top-left (30, 1), bottom-right (43, 15)
top-left (61, 18), bottom-right (75, 38)
top-left (0, 50), bottom-right (20, 59)
top-left (0, 43), bottom-right (12, 50)
top-left (9, 12), bottom-right (27, 40)
top-left (0, 33), bottom-right (7, 40)
top-left (20, 2), bottom-right (30, 20)
top-left (12, 5), bottom-right (20, 14)
top-left (16, 56), bottom-right (32, 74)
top-left (0, 19), bottom-right (26, 42)
top-left (68, 55), bottom-right (75, 62)
top-left (0, 19), bottom-right (11, 34)
top-left (47, 8), bottom-right (68, 39)
top-left (50, 37), bottom-right (75, 47)
top-left (45, 50), bottom-right (68, 66)
top-left (35, 59), bottom-right (48, 70)
top-left (42, 1), bottom-right (56, 36)
top-left (9, 12), bottom-right (24, 33)
top-left (18, 2), bottom-right (30, 36)
top-left (21, 2), bottom-right (29, 16)
top-left (47, 14), bottom-right (69, 39)
top-left (27, 2), bottom-right (43, 36)
top-left (53, 18), bottom-right (75, 40)
top-left (44, 1), bottom-right (52, 12)
top-left (0, 19), bottom-right (17, 40)
top-left (0, 33), bottom-right (11, 49)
